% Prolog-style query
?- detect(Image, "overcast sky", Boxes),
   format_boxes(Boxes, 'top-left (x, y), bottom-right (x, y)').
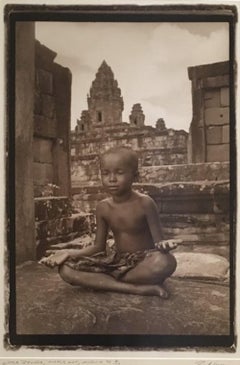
top-left (36, 22), bottom-right (229, 132)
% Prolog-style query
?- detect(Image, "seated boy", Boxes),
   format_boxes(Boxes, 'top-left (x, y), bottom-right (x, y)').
top-left (40, 146), bottom-right (180, 298)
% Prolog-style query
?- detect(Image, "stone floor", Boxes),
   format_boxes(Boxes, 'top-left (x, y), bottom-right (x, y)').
top-left (16, 261), bottom-right (230, 336)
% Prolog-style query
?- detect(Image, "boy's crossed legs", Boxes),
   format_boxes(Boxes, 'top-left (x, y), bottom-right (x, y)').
top-left (59, 250), bottom-right (177, 299)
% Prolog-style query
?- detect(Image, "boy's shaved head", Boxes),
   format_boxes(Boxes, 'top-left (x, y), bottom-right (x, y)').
top-left (101, 146), bottom-right (138, 173)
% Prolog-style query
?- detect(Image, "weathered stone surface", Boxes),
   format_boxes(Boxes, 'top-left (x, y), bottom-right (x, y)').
top-left (16, 262), bottom-right (230, 335)
top-left (204, 89), bottom-right (220, 108)
top-left (34, 114), bottom-right (57, 138)
top-left (35, 213), bottom-right (92, 240)
top-left (220, 87), bottom-right (229, 106)
top-left (222, 125), bottom-right (230, 144)
top-left (53, 63), bottom-right (72, 197)
top-left (160, 213), bottom-right (229, 227)
top-left (36, 233), bottom-right (81, 260)
top-left (188, 61), bottom-right (230, 163)
top-left (33, 138), bottom-right (53, 163)
top-left (71, 158), bottom-right (100, 186)
top-left (35, 213), bottom-right (94, 259)
top-left (35, 40), bottom-right (57, 71)
top-left (205, 107), bottom-right (229, 126)
top-left (72, 181), bottom-right (230, 215)
top-left (173, 252), bottom-right (229, 281)
top-left (42, 94), bottom-right (55, 118)
top-left (206, 126), bottom-right (222, 145)
top-left (207, 144), bottom-right (229, 162)
top-left (173, 243), bottom-right (229, 259)
top-left (191, 244), bottom-right (229, 259)
top-left (188, 61), bottom-right (229, 81)
top-left (167, 232), bottom-right (229, 245)
top-left (37, 69), bottom-right (53, 94)
top-left (34, 91), bottom-right (42, 115)
top-left (33, 162), bottom-right (53, 186)
top-left (201, 75), bottom-right (229, 88)
top-left (189, 124), bottom-right (205, 163)
top-left (163, 224), bottom-right (228, 237)
top-left (71, 156), bottom-right (229, 188)
top-left (139, 162), bottom-right (229, 184)
top-left (35, 196), bottom-right (71, 221)
top-left (34, 40), bottom-right (72, 199)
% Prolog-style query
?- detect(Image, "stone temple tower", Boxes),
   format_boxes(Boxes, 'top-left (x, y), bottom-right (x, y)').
top-left (87, 61), bottom-right (124, 126)
top-left (129, 103), bottom-right (145, 127)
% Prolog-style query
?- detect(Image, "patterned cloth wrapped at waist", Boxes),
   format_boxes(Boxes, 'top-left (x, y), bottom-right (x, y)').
top-left (64, 248), bottom-right (157, 280)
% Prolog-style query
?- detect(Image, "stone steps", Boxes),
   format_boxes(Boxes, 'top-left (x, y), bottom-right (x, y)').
top-left (72, 181), bottom-right (230, 215)
top-left (35, 213), bottom-right (94, 240)
top-left (160, 213), bottom-right (229, 225)
top-left (35, 195), bottom-right (94, 259)
top-left (139, 162), bottom-right (229, 183)
top-left (35, 211), bottom-right (94, 259)
top-left (165, 232), bottom-right (229, 244)
top-left (71, 161), bottom-right (229, 187)
top-left (161, 211), bottom-right (229, 258)
top-left (35, 196), bottom-right (72, 221)
top-left (174, 243), bottom-right (229, 259)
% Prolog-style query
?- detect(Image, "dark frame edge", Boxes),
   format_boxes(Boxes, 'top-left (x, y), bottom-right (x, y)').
top-left (5, 3), bottom-right (238, 351)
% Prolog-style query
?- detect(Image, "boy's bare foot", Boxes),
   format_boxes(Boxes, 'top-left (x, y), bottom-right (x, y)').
top-left (155, 239), bottom-right (182, 253)
top-left (39, 251), bottom-right (69, 268)
top-left (156, 285), bottom-right (169, 299)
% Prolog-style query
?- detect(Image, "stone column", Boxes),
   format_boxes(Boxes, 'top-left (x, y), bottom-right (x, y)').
top-left (15, 22), bottom-right (36, 263)
top-left (188, 61), bottom-right (229, 163)
top-left (52, 63), bottom-right (72, 197)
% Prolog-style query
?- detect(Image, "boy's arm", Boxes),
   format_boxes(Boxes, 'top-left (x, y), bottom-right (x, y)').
top-left (143, 196), bottom-right (182, 251)
top-left (64, 201), bottom-right (109, 259)
top-left (40, 201), bottom-right (108, 267)
top-left (143, 195), bottom-right (164, 244)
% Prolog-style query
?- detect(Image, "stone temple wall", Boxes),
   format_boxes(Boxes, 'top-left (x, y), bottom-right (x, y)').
top-left (70, 60), bottom-right (230, 263)
top-left (71, 60), bottom-right (188, 186)
top-left (188, 61), bottom-right (230, 163)
top-left (71, 162), bottom-right (229, 259)
top-left (33, 40), bottom-right (72, 197)
top-left (33, 41), bottom-right (93, 259)
top-left (71, 128), bottom-right (188, 187)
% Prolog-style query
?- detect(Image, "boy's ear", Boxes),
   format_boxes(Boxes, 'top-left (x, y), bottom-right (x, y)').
top-left (134, 170), bottom-right (140, 182)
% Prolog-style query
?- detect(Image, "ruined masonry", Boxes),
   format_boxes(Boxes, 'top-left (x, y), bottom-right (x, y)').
top-left (71, 61), bottom-right (188, 187)
top-left (33, 41), bottom-right (92, 259)
top-left (188, 61), bottom-right (230, 163)
top-left (71, 61), bottom-right (230, 268)
top-left (25, 41), bottom-right (230, 275)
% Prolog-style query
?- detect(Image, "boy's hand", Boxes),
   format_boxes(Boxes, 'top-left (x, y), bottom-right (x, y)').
top-left (39, 251), bottom-right (69, 268)
top-left (155, 239), bottom-right (183, 253)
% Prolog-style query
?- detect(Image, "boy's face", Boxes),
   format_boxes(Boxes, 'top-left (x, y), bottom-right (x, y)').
top-left (100, 153), bottom-right (136, 196)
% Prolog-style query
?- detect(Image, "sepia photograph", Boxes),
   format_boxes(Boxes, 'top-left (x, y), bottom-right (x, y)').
top-left (5, 4), bottom-right (236, 350)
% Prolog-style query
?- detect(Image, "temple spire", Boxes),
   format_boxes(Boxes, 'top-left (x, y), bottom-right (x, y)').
top-left (87, 61), bottom-right (124, 125)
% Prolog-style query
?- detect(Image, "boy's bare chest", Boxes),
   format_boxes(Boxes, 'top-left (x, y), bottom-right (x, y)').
top-left (105, 202), bottom-right (147, 232)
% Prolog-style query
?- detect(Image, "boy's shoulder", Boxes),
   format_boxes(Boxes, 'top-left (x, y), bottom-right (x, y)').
top-left (134, 191), bottom-right (155, 206)
top-left (96, 197), bottom-right (112, 212)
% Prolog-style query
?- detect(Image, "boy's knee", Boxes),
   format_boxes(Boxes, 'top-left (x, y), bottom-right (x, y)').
top-left (58, 264), bottom-right (73, 284)
top-left (151, 252), bottom-right (177, 277)
top-left (166, 253), bottom-right (177, 275)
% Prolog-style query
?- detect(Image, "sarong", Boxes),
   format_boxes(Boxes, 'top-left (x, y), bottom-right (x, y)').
top-left (64, 249), bottom-right (157, 280)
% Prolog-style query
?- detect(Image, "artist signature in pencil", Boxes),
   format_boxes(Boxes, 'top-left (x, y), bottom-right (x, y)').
top-left (2, 360), bottom-right (121, 365)
top-left (195, 360), bottom-right (225, 365)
